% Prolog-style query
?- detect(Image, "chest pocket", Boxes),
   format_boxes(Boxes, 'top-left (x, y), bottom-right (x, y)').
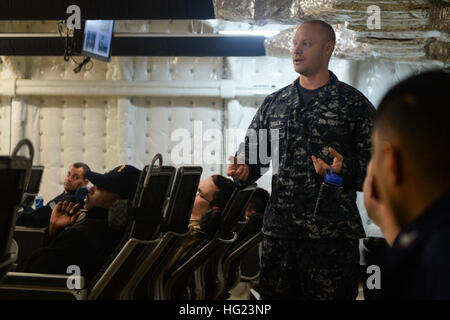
top-left (269, 119), bottom-right (287, 140)
top-left (266, 118), bottom-right (287, 165)
top-left (309, 108), bottom-right (349, 161)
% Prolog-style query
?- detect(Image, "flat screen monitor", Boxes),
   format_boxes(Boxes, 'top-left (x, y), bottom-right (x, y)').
top-left (81, 20), bottom-right (115, 62)
top-left (26, 166), bottom-right (44, 194)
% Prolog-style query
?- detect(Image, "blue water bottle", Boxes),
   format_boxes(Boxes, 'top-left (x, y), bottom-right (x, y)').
top-left (313, 167), bottom-right (343, 221)
top-left (34, 194), bottom-right (44, 210)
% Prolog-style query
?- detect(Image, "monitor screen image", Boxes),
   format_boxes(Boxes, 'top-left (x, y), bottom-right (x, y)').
top-left (81, 20), bottom-right (115, 62)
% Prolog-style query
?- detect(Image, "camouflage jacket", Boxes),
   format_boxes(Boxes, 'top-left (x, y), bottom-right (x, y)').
top-left (237, 71), bottom-right (376, 239)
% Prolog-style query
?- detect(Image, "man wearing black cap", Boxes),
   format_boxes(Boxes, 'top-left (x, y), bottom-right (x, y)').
top-left (16, 164), bottom-right (142, 285)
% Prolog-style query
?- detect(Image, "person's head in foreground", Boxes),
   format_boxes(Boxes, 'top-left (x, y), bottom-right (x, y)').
top-left (364, 70), bottom-right (450, 245)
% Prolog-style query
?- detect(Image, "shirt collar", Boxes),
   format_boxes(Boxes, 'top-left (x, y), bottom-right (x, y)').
top-left (86, 206), bottom-right (109, 219)
top-left (289, 70), bottom-right (339, 106)
top-left (392, 192), bottom-right (450, 251)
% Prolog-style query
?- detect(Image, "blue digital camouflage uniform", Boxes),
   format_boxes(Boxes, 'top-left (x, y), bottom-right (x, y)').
top-left (236, 71), bottom-right (376, 299)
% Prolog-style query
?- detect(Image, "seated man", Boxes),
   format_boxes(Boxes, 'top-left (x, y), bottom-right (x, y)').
top-left (16, 164), bottom-right (141, 285)
top-left (167, 175), bottom-right (234, 269)
top-left (190, 174), bottom-right (235, 223)
top-left (363, 70), bottom-right (450, 299)
top-left (16, 162), bottom-right (90, 228)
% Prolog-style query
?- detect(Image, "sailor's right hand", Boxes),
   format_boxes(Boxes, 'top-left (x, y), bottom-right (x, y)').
top-left (227, 155), bottom-right (250, 182)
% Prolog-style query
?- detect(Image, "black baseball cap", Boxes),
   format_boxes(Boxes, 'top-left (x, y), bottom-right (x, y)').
top-left (86, 164), bottom-right (142, 201)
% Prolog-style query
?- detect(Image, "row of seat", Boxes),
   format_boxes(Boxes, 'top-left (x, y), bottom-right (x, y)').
top-left (0, 139), bottom-right (34, 284)
top-left (0, 141), bottom-right (262, 300)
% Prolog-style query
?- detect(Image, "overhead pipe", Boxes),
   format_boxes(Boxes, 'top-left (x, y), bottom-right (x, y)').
top-left (0, 79), bottom-right (280, 98)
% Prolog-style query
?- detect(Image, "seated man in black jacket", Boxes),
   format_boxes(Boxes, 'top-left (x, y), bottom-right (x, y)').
top-left (16, 162), bottom-right (90, 228)
top-left (16, 164), bottom-right (141, 285)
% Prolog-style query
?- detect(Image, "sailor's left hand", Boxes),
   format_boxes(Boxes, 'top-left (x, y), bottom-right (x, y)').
top-left (311, 147), bottom-right (343, 178)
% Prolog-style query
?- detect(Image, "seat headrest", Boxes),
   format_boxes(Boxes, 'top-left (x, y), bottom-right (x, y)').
top-left (108, 200), bottom-right (132, 233)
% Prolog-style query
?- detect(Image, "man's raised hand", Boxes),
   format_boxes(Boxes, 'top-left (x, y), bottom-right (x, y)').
top-left (49, 201), bottom-right (81, 238)
top-left (226, 155), bottom-right (250, 182)
top-left (311, 147), bottom-right (343, 178)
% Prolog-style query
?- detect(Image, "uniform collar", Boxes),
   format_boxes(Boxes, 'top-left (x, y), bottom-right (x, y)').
top-left (392, 192), bottom-right (450, 251)
top-left (287, 70), bottom-right (340, 106)
top-left (86, 206), bottom-right (109, 220)
top-left (73, 206), bottom-right (109, 225)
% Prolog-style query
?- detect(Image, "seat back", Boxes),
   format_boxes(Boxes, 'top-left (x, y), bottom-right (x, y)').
top-left (164, 166), bottom-right (202, 233)
top-left (218, 184), bottom-right (256, 238)
top-left (221, 232), bottom-right (263, 295)
top-left (163, 232), bottom-right (237, 300)
top-left (0, 139), bottom-right (33, 282)
top-left (198, 232), bottom-right (238, 300)
top-left (189, 185), bottom-right (255, 299)
top-left (21, 165), bottom-right (44, 206)
top-left (122, 166), bottom-right (202, 299)
top-left (239, 243), bottom-right (262, 281)
top-left (159, 184), bottom-right (250, 300)
top-left (87, 154), bottom-right (175, 299)
top-left (13, 226), bottom-right (46, 265)
top-left (232, 219), bottom-right (248, 237)
top-left (131, 154), bottom-right (176, 240)
top-left (119, 228), bottom-right (191, 300)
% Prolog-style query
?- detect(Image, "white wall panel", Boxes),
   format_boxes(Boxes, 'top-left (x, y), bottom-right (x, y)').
top-left (104, 98), bottom-right (121, 170)
top-left (3, 95), bottom-right (121, 201)
top-left (226, 56), bottom-right (298, 85)
top-left (128, 97), bottom-right (223, 181)
top-left (0, 97), bottom-right (11, 155)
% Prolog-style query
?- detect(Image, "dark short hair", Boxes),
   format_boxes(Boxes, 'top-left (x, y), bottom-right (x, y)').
top-left (303, 20), bottom-right (336, 42)
top-left (374, 70), bottom-right (450, 182)
top-left (210, 175), bottom-right (234, 211)
top-left (72, 162), bottom-right (90, 179)
top-left (247, 187), bottom-right (270, 214)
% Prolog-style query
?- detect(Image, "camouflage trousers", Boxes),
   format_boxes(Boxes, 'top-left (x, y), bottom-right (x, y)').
top-left (259, 236), bottom-right (360, 300)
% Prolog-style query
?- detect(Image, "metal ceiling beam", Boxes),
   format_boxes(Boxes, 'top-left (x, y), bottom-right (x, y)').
top-left (0, 0), bottom-right (215, 20)
top-left (0, 36), bottom-right (266, 56)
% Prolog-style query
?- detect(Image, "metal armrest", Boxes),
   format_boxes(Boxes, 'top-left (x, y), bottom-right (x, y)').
top-left (0, 239), bottom-right (19, 282)
top-left (120, 228), bottom-right (192, 300)
top-left (0, 272), bottom-right (86, 300)
top-left (222, 232), bottom-right (263, 292)
top-left (88, 237), bottom-right (157, 300)
top-left (196, 232), bottom-right (238, 300)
